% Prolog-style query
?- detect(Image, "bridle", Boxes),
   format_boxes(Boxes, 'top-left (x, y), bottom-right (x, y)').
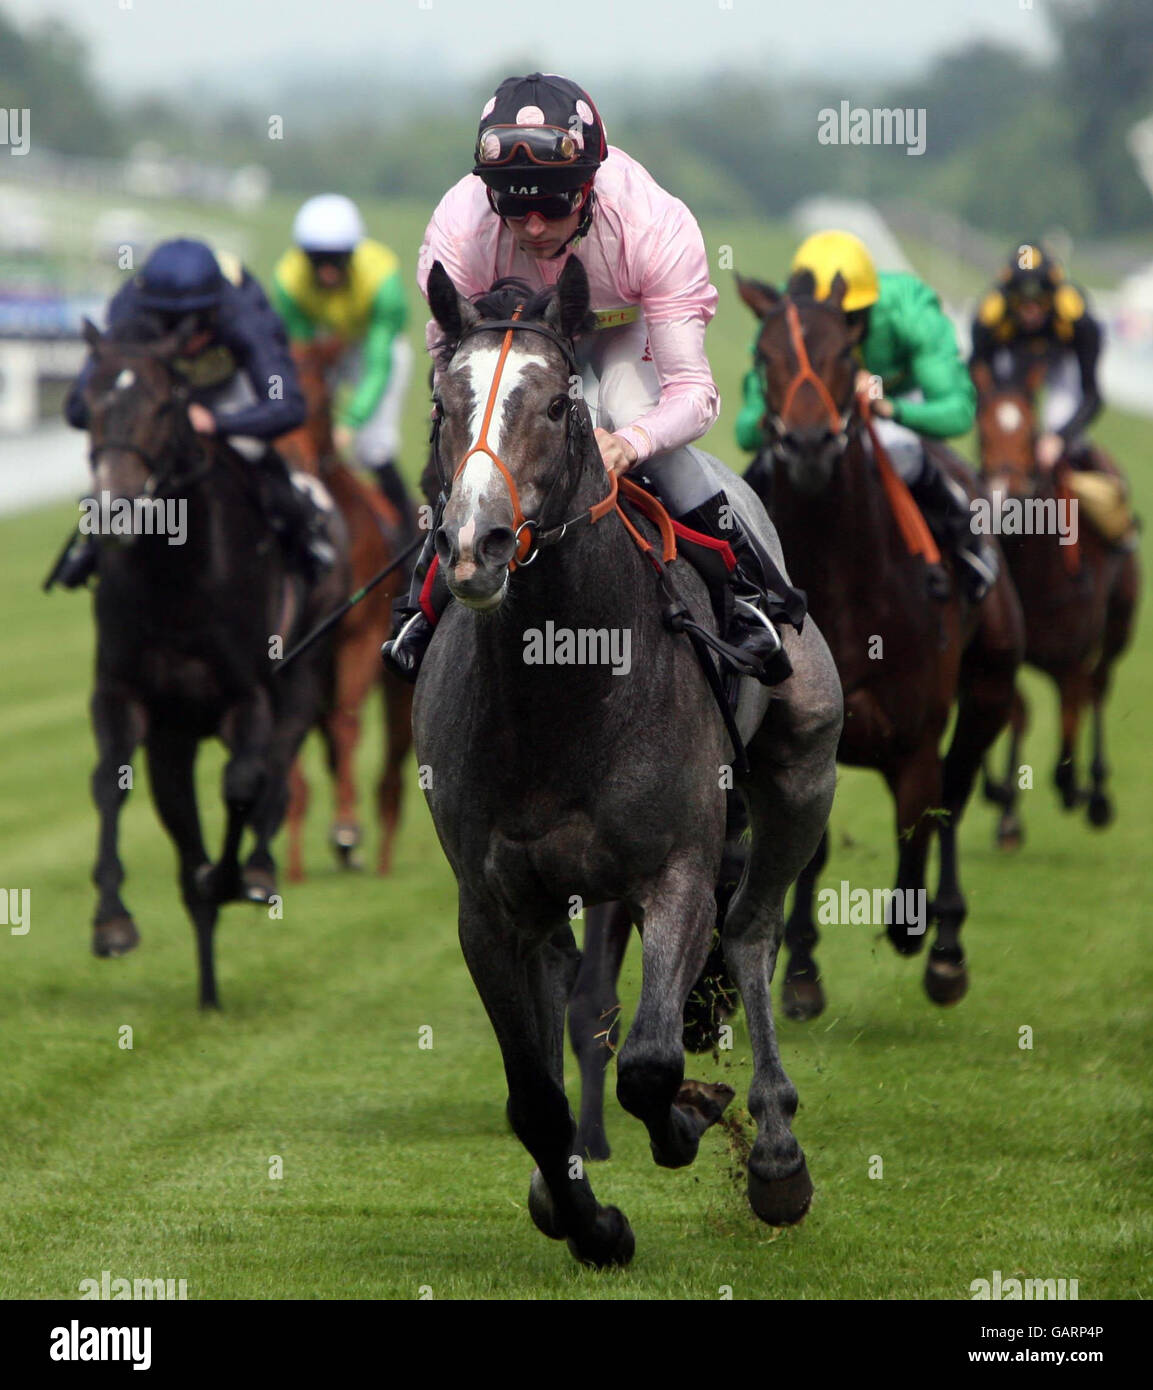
top-left (432, 307), bottom-right (617, 568)
top-left (88, 357), bottom-right (215, 500)
top-left (758, 298), bottom-right (853, 459)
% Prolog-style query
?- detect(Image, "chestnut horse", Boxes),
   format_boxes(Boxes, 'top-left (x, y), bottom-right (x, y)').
top-left (972, 360), bottom-right (1140, 845)
top-left (278, 338), bottom-right (415, 877)
top-left (738, 271), bottom-right (1024, 1017)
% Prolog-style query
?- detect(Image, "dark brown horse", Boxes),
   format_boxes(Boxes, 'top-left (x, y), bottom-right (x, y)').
top-left (972, 361), bottom-right (1140, 844)
top-left (737, 271), bottom-right (1024, 1018)
top-left (74, 318), bottom-right (347, 1006)
top-left (278, 338), bottom-right (415, 877)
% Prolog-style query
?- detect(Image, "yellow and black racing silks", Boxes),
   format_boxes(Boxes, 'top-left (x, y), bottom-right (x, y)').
top-left (272, 240), bottom-right (408, 430)
top-left (970, 277), bottom-right (1103, 445)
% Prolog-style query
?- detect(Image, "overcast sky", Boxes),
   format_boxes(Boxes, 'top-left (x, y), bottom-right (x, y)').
top-left (7, 0), bottom-right (1056, 92)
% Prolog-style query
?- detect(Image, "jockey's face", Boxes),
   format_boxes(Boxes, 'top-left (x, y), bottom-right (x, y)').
top-left (1015, 299), bottom-right (1049, 333)
top-left (307, 251), bottom-right (352, 290)
top-left (503, 204), bottom-right (583, 259)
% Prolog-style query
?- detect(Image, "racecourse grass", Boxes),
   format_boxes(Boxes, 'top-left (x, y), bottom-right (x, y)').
top-left (1, 325), bottom-right (1151, 1298)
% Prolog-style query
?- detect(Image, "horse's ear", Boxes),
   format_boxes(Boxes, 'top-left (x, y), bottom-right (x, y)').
top-left (826, 272), bottom-right (848, 312)
top-left (547, 255), bottom-right (592, 340)
top-left (735, 274), bottom-right (779, 320)
top-left (82, 317), bottom-right (104, 351)
top-left (970, 359), bottom-right (995, 399)
top-left (428, 260), bottom-right (479, 343)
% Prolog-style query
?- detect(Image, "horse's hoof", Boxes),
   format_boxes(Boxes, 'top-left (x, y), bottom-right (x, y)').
top-left (92, 916), bottom-right (140, 958)
top-left (566, 1205), bottom-right (635, 1269)
top-left (528, 1168), bottom-right (567, 1240)
top-left (982, 775), bottom-right (1010, 808)
top-left (996, 816), bottom-right (1024, 852)
top-left (243, 866), bottom-right (277, 904)
top-left (1087, 793), bottom-right (1113, 828)
top-left (577, 1130), bottom-right (612, 1163)
top-left (924, 955), bottom-right (968, 1005)
top-left (888, 922), bottom-right (926, 957)
top-left (747, 1158), bottom-right (813, 1227)
top-left (675, 1079), bottom-right (735, 1132)
top-left (782, 973), bottom-right (826, 1021)
top-left (331, 824), bottom-right (363, 870)
top-left (195, 862), bottom-right (243, 905)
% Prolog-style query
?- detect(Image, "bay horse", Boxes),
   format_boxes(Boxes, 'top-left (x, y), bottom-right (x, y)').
top-left (413, 256), bottom-right (842, 1266)
top-left (737, 270), bottom-right (1024, 1019)
top-left (277, 338), bottom-right (415, 877)
top-left (74, 317), bottom-right (347, 1007)
top-left (972, 360), bottom-right (1140, 844)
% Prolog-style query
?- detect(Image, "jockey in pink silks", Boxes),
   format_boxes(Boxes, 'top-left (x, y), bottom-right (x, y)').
top-left (383, 72), bottom-right (800, 685)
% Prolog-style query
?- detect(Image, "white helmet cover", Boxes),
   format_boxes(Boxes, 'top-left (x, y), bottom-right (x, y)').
top-left (293, 194), bottom-right (366, 253)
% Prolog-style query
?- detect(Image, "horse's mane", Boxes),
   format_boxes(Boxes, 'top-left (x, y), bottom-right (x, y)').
top-left (785, 268), bottom-right (818, 302)
top-left (472, 276), bottom-right (555, 322)
top-left (433, 275), bottom-right (594, 370)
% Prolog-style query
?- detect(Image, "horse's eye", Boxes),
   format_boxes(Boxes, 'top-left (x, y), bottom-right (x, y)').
top-left (547, 395), bottom-right (567, 422)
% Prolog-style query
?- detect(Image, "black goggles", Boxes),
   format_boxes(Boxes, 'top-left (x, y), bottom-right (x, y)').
top-left (155, 308), bottom-right (215, 336)
top-left (475, 124), bottom-right (582, 168)
top-left (306, 250), bottom-right (352, 272)
top-left (492, 188), bottom-right (585, 221)
top-left (1008, 280), bottom-right (1052, 307)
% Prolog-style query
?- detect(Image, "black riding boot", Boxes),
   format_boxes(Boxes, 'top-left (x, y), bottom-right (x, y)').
top-left (380, 499), bottom-right (447, 683)
top-left (368, 457), bottom-right (417, 536)
top-left (257, 449), bottom-right (336, 583)
top-left (47, 532), bottom-right (99, 590)
top-left (668, 490), bottom-right (801, 686)
top-left (908, 454), bottom-right (998, 603)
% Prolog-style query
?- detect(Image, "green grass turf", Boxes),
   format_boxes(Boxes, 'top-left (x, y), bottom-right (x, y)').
top-left (1, 219), bottom-right (1151, 1297)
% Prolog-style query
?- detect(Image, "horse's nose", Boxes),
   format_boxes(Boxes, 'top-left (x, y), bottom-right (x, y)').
top-left (477, 525), bottom-right (517, 568)
top-left (436, 522), bottom-right (517, 575)
top-left (434, 526), bottom-right (457, 569)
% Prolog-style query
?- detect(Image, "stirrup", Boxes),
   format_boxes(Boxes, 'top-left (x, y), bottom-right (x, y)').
top-left (730, 598), bottom-right (792, 684)
top-left (733, 597), bottom-right (784, 657)
top-left (381, 610), bottom-right (434, 684)
top-left (957, 545), bottom-right (997, 602)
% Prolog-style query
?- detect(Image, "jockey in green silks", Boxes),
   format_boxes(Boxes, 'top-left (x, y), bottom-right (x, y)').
top-left (737, 230), bottom-right (996, 600)
top-left (273, 194), bottom-right (413, 525)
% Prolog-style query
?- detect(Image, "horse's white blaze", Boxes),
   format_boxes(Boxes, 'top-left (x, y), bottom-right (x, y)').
top-left (451, 343), bottom-right (549, 538)
top-left (995, 400), bottom-right (1023, 433)
top-left (115, 368), bottom-right (135, 390)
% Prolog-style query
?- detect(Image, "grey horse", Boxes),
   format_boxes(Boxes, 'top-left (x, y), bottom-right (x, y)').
top-left (413, 256), bottom-right (842, 1267)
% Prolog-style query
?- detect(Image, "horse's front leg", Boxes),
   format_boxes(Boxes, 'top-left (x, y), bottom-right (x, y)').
top-left (883, 740), bottom-right (940, 959)
top-left (90, 688), bottom-right (145, 958)
top-left (616, 851), bottom-right (734, 1170)
top-left (144, 724), bottom-right (218, 1008)
top-left (377, 669), bottom-right (414, 876)
top-left (989, 685), bottom-right (1028, 850)
top-left (459, 894), bottom-right (635, 1268)
top-left (569, 901), bottom-right (631, 1161)
top-left (1054, 667), bottom-right (1092, 810)
top-left (200, 689), bottom-right (273, 906)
